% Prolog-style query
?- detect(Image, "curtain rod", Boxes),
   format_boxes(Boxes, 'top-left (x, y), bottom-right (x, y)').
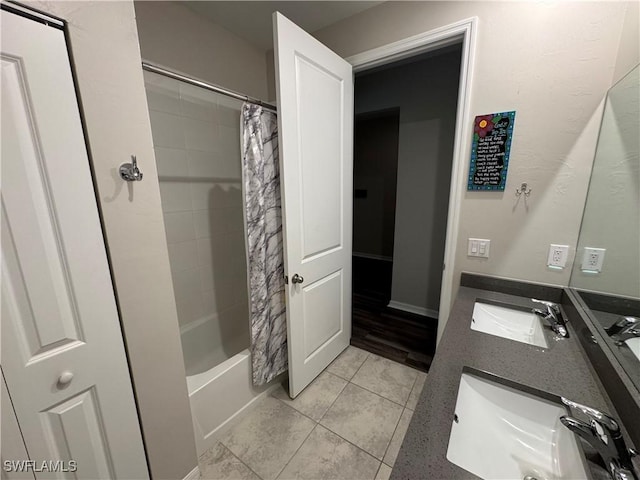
top-left (142, 61), bottom-right (277, 112)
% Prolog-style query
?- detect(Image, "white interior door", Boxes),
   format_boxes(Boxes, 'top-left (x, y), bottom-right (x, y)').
top-left (1, 371), bottom-right (34, 480)
top-left (1, 9), bottom-right (148, 479)
top-left (273, 12), bottom-right (354, 398)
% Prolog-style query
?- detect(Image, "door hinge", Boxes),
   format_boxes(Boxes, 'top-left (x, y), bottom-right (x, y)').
top-left (443, 263), bottom-right (446, 271)
top-left (284, 275), bottom-right (288, 284)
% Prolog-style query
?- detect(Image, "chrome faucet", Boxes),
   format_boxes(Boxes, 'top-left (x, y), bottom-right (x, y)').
top-left (560, 398), bottom-right (638, 480)
top-left (606, 317), bottom-right (640, 346)
top-left (531, 299), bottom-right (568, 337)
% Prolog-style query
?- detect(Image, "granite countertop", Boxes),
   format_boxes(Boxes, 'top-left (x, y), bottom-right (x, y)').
top-left (390, 283), bottom-right (619, 480)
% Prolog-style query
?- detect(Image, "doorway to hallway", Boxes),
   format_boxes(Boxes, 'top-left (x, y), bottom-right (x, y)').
top-left (351, 45), bottom-right (463, 372)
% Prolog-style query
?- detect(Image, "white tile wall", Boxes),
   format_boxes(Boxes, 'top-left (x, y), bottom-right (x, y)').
top-left (189, 182), bottom-right (217, 211)
top-left (217, 95), bottom-right (242, 127)
top-left (187, 149), bottom-right (225, 178)
top-left (143, 70), bottom-right (181, 114)
top-left (149, 110), bottom-right (185, 149)
top-left (163, 212), bottom-right (196, 244)
top-left (219, 125), bottom-right (242, 162)
top-left (154, 146), bottom-right (188, 178)
top-left (145, 72), bottom-right (250, 354)
top-left (173, 267), bottom-right (203, 306)
top-left (183, 116), bottom-right (220, 153)
top-left (159, 182), bottom-right (193, 213)
top-left (192, 206), bottom-right (246, 238)
top-left (167, 240), bottom-right (199, 272)
top-left (180, 83), bottom-right (217, 123)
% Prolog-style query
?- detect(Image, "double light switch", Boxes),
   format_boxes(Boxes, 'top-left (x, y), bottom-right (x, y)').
top-left (468, 238), bottom-right (491, 258)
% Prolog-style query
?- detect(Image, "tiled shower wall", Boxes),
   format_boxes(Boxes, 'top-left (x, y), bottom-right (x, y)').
top-left (144, 71), bottom-right (250, 371)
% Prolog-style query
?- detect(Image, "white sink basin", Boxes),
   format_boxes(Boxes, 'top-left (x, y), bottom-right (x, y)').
top-left (447, 373), bottom-right (588, 480)
top-left (472, 301), bottom-right (549, 348)
top-left (624, 337), bottom-right (640, 362)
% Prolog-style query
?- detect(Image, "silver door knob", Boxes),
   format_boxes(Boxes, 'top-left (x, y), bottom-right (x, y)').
top-left (291, 274), bottom-right (304, 284)
top-left (57, 371), bottom-right (74, 387)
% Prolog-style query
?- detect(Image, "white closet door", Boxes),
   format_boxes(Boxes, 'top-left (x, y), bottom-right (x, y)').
top-left (1, 9), bottom-right (148, 479)
top-left (1, 371), bottom-right (34, 480)
top-left (273, 12), bottom-right (354, 398)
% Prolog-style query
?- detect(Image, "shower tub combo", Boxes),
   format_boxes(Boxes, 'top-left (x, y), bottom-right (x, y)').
top-left (144, 66), bottom-right (280, 455)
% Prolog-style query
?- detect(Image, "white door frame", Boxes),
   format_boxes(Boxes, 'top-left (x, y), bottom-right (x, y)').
top-left (346, 17), bottom-right (478, 346)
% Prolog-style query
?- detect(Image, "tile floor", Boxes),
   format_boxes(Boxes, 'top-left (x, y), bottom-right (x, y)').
top-left (199, 346), bottom-right (427, 480)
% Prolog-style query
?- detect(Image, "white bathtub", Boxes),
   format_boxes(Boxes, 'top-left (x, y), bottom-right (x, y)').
top-left (181, 314), bottom-right (281, 455)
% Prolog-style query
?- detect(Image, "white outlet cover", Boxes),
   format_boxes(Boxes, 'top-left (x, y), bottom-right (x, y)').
top-left (582, 247), bottom-right (606, 272)
top-left (547, 244), bottom-right (569, 268)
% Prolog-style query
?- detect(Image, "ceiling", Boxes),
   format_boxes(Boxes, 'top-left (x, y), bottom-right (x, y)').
top-left (183, 1), bottom-right (383, 51)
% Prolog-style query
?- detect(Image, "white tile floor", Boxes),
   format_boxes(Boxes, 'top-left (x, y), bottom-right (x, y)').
top-left (199, 346), bottom-right (427, 480)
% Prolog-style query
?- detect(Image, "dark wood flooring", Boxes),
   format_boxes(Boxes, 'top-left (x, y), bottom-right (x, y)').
top-left (351, 256), bottom-right (437, 372)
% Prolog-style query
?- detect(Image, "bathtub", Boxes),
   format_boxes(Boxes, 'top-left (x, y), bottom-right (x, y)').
top-left (181, 314), bottom-right (282, 455)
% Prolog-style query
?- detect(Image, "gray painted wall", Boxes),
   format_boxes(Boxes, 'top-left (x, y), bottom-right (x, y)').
top-left (355, 49), bottom-right (462, 315)
top-left (353, 111), bottom-right (400, 259)
top-left (314, 1), bottom-right (633, 339)
top-left (613, 1), bottom-right (640, 84)
top-left (135, 1), bottom-right (269, 100)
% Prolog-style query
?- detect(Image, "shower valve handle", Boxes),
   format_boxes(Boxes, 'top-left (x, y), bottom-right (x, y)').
top-left (291, 274), bottom-right (304, 284)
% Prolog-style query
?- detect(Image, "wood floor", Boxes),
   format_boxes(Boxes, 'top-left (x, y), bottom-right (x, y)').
top-left (351, 256), bottom-right (437, 372)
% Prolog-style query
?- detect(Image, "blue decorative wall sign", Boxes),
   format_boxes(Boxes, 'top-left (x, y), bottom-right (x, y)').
top-left (468, 111), bottom-right (516, 191)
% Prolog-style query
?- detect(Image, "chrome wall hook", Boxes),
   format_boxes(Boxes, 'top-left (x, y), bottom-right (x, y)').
top-left (119, 155), bottom-right (143, 182)
top-left (515, 182), bottom-right (531, 197)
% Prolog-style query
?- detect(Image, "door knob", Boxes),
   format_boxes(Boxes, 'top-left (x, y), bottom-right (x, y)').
top-left (57, 371), bottom-right (74, 387)
top-left (291, 274), bottom-right (304, 284)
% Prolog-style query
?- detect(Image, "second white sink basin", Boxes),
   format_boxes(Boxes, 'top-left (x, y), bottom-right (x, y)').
top-left (446, 372), bottom-right (588, 480)
top-left (472, 301), bottom-right (549, 348)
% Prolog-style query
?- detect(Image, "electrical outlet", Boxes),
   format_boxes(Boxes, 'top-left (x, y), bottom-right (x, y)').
top-left (468, 238), bottom-right (490, 258)
top-left (547, 244), bottom-right (569, 268)
top-left (582, 247), bottom-right (605, 272)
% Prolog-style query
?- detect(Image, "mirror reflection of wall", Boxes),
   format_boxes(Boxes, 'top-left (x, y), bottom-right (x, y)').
top-left (570, 64), bottom-right (640, 299)
top-left (570, 64), bottom-right (640, 390)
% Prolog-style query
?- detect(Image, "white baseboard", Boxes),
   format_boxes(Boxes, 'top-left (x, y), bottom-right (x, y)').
top-left (388, 300), bottom-right (439, 319)
top-left (183, 466), bottom-right (200, 480)
top-left (352, 251), bottom-right (393, 262)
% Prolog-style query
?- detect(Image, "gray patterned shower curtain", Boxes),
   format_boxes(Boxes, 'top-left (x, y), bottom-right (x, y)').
top-left (241, 103), bottom-right (287, 385)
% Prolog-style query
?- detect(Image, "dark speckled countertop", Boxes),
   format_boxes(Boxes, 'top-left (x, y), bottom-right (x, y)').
top-left (391, 282), bottom-right (621, 480)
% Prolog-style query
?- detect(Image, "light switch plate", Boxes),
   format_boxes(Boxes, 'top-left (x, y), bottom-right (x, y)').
top-left (468, 238), bottom-right (490, 258)
top-left (582, 247), bottom-right (605, 272)
top-left (548, 244), bottom-right (569, 268)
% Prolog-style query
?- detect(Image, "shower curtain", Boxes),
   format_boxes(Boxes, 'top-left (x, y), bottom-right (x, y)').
top-left (241, 103), bottom-right (287, 386)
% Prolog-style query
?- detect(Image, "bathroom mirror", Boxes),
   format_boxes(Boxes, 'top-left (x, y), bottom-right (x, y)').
top-left (569, 64), bottom-right (640, 390)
